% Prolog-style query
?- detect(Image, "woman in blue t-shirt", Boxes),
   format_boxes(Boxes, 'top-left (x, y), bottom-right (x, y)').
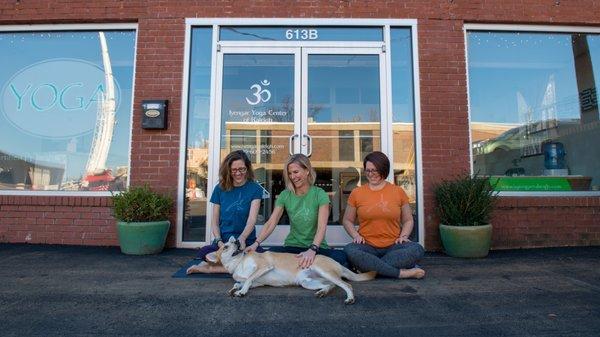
top-left (187, 150), bottom-right (265, 274)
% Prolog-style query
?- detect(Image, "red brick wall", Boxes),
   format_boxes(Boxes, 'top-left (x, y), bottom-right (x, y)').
top-left (1, 0), bottom-right (599, 250)
top-left (491, 197), bottom-right (600, 249)
top-left (0, 196), bottom-right (115, 245)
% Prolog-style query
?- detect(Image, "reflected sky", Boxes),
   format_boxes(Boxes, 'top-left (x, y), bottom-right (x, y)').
top-left (468, 31), bottom-right (600, 124)
top-left (391, 28), bottom-right (414, 123)
top-left (308, 54), bottom-right (380, 122)
top-left (187, 28), bottom-right (212, 149)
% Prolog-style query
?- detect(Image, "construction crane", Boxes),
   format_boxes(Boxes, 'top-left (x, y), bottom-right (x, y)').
top-left (82, 31), bottom-right (117, 191)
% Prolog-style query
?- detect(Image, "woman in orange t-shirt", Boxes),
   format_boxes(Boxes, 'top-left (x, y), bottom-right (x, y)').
top-left (342, 151), bottom-right (425, 279)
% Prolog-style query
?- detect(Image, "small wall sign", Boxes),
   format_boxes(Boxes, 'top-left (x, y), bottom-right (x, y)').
top-left (141, 100), bottom-right (168, 129)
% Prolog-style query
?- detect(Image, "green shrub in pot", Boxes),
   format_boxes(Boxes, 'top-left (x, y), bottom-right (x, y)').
top-left (434, 173), bottom-right (498, 258)
top-left (112, 185), bottom-right (174, 255)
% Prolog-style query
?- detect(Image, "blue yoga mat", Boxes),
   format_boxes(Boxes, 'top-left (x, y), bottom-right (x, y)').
top-left (172, 259), bottom-right (232, 279)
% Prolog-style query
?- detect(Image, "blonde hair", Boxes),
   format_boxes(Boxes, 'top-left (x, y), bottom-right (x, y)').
top-left (283, 154), bottom-right (316, 192)
top-left (219, 150), bottom-right (255, 191)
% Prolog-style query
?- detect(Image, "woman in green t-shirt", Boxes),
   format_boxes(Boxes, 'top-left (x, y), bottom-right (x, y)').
top-left (246, 154), bottom-right (348, 268)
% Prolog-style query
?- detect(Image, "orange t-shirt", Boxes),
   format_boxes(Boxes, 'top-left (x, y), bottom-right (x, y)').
top-left (347, 183), bottom-right (409, 248)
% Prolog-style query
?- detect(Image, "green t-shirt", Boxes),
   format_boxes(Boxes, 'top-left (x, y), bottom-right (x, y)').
top-left (275, 186), bottom-right (330, 249)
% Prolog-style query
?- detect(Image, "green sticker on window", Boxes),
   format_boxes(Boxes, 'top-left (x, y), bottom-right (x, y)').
top-left (490, 177), bottom-right (572, 191)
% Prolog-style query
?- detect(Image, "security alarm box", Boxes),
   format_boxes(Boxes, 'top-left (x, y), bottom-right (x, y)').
top-left (141, 100), bottom-right (168, 129)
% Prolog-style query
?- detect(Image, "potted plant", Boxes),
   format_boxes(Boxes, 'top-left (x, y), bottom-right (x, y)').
top-left (434, 173), bottom-right (498, 258)
top-left (111, 185), bottom-right (174, 255)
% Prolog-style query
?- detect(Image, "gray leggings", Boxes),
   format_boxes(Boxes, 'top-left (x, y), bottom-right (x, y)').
top-left (344, 241), bottom-right (425, 278)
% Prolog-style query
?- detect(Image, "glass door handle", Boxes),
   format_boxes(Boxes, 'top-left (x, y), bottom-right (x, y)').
top-left (303, 134), bottom-right (313, 157)
top-left (289, 134), bottom-right (299, 156)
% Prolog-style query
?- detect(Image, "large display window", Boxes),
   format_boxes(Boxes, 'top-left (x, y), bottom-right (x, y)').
top-left (0, 26), bottom-right (136, 192)
top-left (467, 28), bottom-right (600, 192)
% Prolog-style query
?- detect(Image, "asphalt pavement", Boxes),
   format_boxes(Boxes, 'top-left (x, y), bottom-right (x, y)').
top-left (1, 243), bottom-right (599, 337)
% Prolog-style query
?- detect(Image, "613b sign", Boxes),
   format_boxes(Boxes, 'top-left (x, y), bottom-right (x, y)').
top-left (285, 29), bottom-right (318, 40)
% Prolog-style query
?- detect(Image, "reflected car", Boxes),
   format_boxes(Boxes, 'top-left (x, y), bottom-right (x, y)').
top-left (473, 119), bottom-right (579, 156)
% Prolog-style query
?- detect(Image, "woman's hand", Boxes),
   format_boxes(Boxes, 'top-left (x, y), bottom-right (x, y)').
top-left (244, 241), bottom-right (259, 253)
top-left (296, 249), bottom-right (316, 269)
top-left (237, 236), bottom-right (247, 251)
top-left (217, 240), bottom-right (225, 248)
top-left (353, 234), bottom-right (365, 244)
top-left (395, 235), bottom-right (411, 244)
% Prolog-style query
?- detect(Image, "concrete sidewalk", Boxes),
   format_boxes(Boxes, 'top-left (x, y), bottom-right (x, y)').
top-left (1, 243), bottom-right (599, 337)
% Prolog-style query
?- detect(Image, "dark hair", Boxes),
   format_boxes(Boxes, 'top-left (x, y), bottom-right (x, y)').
top-left (219, 150), bottom-right (254, 191)
top-left (363, 151), bottom-right (390, 179)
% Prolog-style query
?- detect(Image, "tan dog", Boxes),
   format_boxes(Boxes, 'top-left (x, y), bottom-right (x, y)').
top-left (206, 237), bottom-right (376, 304)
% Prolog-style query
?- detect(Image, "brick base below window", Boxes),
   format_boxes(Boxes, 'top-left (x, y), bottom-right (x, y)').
top-left (3, 195), bottom-right (598, 250)
top-left (425, 196), bottom-right (600, 251)
top-left (0, 196), bottom-right (176, 247)
top-left (490, 197), bottom-right (600, 249)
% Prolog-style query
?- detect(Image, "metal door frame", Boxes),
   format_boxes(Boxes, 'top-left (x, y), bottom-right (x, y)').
top-left (178, 19), bottom-right (424, 248)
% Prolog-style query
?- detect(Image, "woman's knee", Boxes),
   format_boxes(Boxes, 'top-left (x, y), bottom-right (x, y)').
top-left (195, 243), bottom-right (219, 261)
top-left (344, 242), bottom-right (361, 253)
top-left (393, 242), bottom-right (424, 257)
top-left (406, 241), bottom-right (425, 259)
top-left (326, 249), bottom-right (349, 268)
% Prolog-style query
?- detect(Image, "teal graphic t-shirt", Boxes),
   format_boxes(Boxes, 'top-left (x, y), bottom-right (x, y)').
top-left (275, 186), bottom-right (330, 248)
top-left (210, 181), bottom-right (265, 242)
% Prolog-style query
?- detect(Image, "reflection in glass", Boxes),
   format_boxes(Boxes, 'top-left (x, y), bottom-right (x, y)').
top-left (468, 31), bottom-right (600, 191)
top-left (220, 53), bottom-right (296, 228)
top-left (307, 54), bottom-right (381, 225)
top-left (338, 130), bottom-right (354, 161)
top-left (184, 27), bottom-right (212, 242)
top-left (360, 130), bottom-right (374, 159)
top-left (0, 30), bottom-right (135, 192)
top-left (220, 26), bottom-right (383, 42)
top-left (390, 27), bottom-right (417, 233)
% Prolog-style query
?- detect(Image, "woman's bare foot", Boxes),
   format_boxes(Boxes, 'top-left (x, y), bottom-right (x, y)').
top-left (186, 262), bottom-right (228, 274)
top-left (186, 261), bottom-right (209, 274)
top-left (399, 267), bottom-right (425, 279)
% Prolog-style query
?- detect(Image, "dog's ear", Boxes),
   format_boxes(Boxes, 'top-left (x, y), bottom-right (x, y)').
top-left (228, 236), bottom-right (236, 243)
top-left (206, 251), bottom-right (219, 263)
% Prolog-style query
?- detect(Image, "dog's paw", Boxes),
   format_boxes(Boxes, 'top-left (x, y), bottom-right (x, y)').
top-left (344, 298), bottom-right (355, 305)
top-left (315, 290), bottom-right (328, 298)
top-left (233, 290), bottom-right (246, 297)
top-left (228, 283), bottom-right (242, 296)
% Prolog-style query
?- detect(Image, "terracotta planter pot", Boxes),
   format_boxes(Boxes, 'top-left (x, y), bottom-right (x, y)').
top-left (439, 223), bottom-right (492, 258)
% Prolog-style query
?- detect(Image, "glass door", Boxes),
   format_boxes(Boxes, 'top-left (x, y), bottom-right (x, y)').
top-left (214, 47), bottom-right (301, 244)
top-left (213, 46), bottom-right (386, 246)
top-left (302, 48), bottom-right (386, 245)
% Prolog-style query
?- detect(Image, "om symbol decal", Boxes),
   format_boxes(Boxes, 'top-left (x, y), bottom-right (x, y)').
top-left (245, 79), bottom-right (271, 106)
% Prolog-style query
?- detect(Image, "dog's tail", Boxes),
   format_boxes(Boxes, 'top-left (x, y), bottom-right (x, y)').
top-left (341, 267), bottom-right (376, 282)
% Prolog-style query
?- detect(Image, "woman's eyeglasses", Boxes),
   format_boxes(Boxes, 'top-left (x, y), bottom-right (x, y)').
top-left (364, 169), bottom-right (379, 175)
top-left (231, 167), bottom-right (247, 174)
